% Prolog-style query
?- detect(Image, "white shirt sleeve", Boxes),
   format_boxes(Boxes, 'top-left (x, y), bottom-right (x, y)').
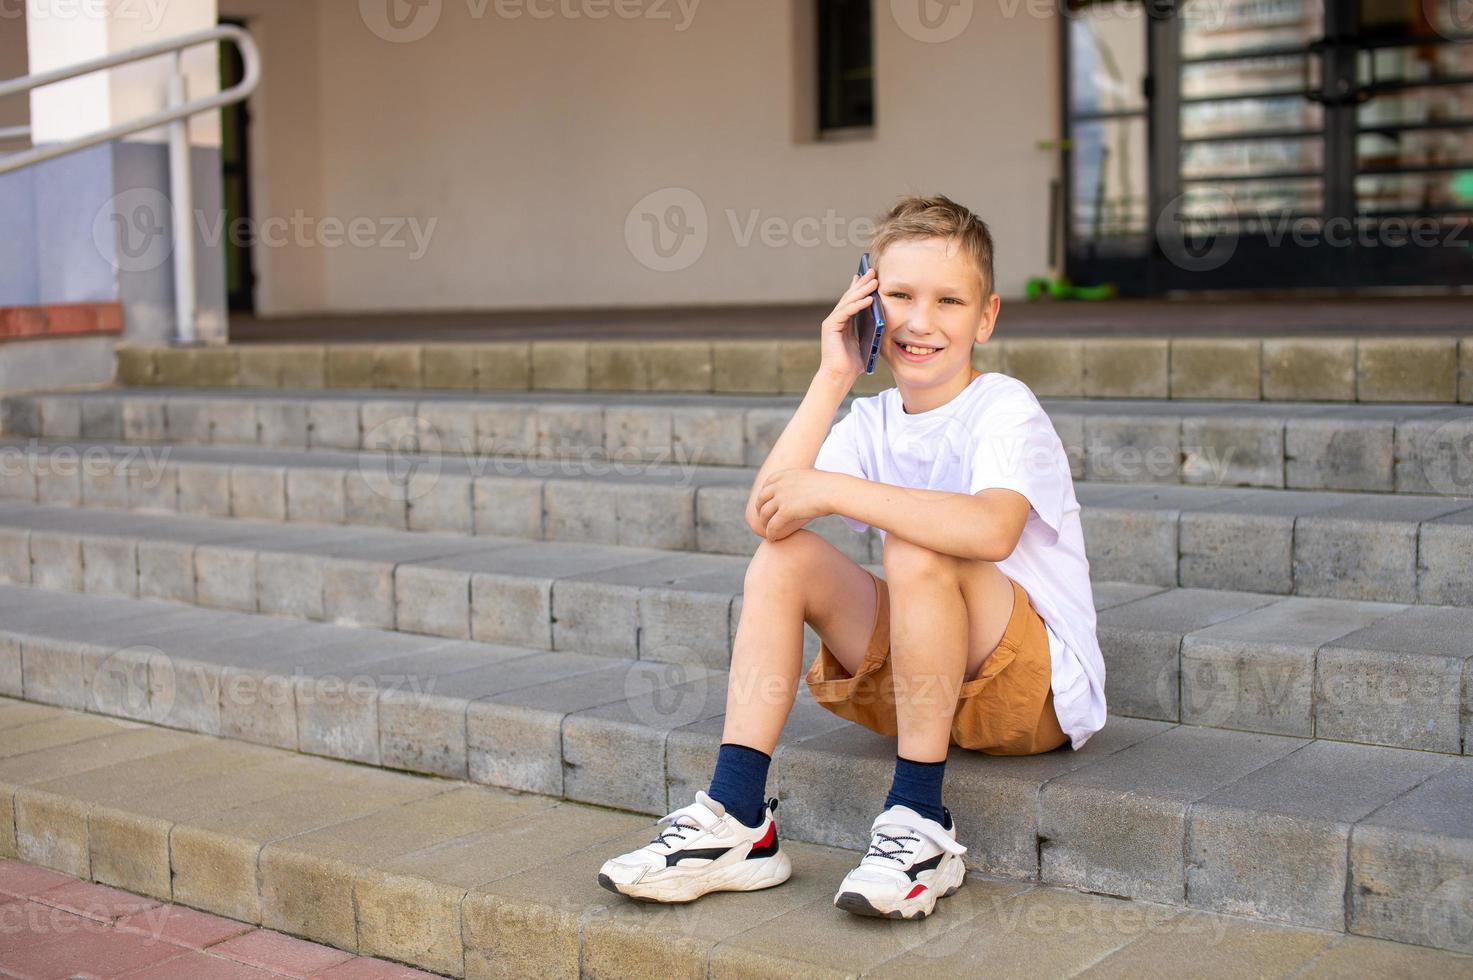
top-left (967, 404), bottom-right (1070, 546)
top-left (814, 408), bottom-right (871, 534)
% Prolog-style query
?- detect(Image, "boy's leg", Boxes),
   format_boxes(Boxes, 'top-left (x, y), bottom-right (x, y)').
top-left (597, 529), bottom-right (873, 902)
top-left (881, 533), bottom-right (1014, 761)
top-left (722, 529), bottom-right (879, 753)
top-left (829, 534), bottom-right (1014, 920)
top-left (708, 529), bottom-right (877, 826)
top-left (877, 534), bottom-right (1014, 823)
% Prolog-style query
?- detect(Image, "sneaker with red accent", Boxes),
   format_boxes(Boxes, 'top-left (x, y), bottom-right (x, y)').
top-left (833, 804), bottom-right (967, 919)
top-left (596, 790), bottom-right (791, 903)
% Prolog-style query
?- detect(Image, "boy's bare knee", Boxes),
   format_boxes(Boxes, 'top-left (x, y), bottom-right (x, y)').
top-left (882, 534), bottom-right (959, 585)
top-left (745, 529), bottom-right (826, 588)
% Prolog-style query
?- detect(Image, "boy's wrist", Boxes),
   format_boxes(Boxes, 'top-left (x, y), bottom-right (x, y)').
top-left (812, 367), bottom-right (857, 396)
top-left (818, 470), bottom-right (850, 515)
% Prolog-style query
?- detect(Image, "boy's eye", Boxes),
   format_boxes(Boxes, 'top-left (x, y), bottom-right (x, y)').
top-left (941, 297), bottom-right (962, 305)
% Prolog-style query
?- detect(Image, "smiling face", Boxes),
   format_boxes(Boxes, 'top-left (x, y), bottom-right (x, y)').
top-left (874, 236), bottom-right (1001, 414)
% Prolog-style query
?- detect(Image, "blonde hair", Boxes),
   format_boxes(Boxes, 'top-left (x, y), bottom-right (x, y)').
top-left (869, 194), bottom-right (996, 297)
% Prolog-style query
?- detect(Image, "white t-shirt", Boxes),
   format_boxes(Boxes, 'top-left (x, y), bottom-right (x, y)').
top-left (813, 371), bottom-right (1106, 749)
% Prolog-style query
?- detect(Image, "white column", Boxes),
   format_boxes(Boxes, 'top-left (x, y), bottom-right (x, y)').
top-left (26, 0), bottom-right (220, 147)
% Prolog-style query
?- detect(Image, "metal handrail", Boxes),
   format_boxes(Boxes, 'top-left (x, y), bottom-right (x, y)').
top-left (0, 24), bottom-right (259, 175)
top-left (0, 24), bottom-right (260, 345)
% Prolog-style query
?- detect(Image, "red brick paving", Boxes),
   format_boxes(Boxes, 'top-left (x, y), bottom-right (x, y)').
top-left (0, 862), bottom-right (76, 901)
top-left (31, 879), bottom-right (160, 923)
top-left (0, 860), bottom-right (443, 979)
top-left (209, 930), bottom-right (355, 978)
top-left (311, 958), bottom-right (445, 980)
top-left (115, 905), bottom-right (254, 950)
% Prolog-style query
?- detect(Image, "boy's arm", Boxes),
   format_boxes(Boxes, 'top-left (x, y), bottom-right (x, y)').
top-left (743, 372), bottom-right (853, 534)
top-left (758, 399), bottom-right (1067, 560)
top-left (744, 268), bottom-right (876, 534)
top-left (827, 476), bottom-right (1030, 562)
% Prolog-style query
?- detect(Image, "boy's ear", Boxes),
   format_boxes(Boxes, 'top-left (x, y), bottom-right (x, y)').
top-left (974, 292), bottom-right (1001, 344)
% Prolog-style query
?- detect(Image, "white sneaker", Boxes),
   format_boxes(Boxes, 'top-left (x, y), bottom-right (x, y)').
top-left (597, 790), bottom-right (792, 903)
top-left (833, 804), bottom-right (968, 919)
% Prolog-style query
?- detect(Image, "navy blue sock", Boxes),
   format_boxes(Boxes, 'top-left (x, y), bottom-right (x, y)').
top-left (706, 742), bottom-right (772, 829)
top-left (883, 755), bottom-right (950, 827)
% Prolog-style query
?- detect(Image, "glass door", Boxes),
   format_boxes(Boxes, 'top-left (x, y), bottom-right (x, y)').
top-left (1064, 0), bottom-right (1473, 293)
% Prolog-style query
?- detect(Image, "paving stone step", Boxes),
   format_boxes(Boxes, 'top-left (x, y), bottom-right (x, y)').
top-left (0, 502), bottom-right (1468, 753)
top-left (5, 703), bottom-right (1471, 977)
top-left (107, 336), bottom-right (1473, 404)
top-left (8, 387), bottom-right (1473, 495)
top-left (2, 438), bottom-right (1471, 606)
top-left (0, 594), bottom-right (1471, 956)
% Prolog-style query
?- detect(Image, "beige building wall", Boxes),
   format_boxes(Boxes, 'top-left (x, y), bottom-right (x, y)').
top-left (226, 0), bottom-right (1059, 315)
top-left (0, 7), bottom-right (29, 144)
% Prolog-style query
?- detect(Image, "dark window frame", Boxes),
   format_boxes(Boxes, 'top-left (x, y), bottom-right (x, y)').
top-left (817, 0), bottom-right (876, 136)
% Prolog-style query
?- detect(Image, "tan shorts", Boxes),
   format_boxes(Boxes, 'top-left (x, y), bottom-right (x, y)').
top-left (803, 571), bottom-right (1070, 756)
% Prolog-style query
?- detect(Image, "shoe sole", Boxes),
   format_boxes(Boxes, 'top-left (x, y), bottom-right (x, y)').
top-left (834, 855), bottom-right (967, 919)
top-left (597, 852), bottom-right (792, 904)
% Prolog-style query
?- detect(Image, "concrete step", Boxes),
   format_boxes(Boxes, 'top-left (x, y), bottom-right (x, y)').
top-left (108, 336), bottom-right (1473, 404)
top-left (8, 387), bottom-right (1473, 495)
top-left (0, 593), bottom-right (1470, 957)
top-left (0, 498), bottom-right (1468, 753)
top-left (5, 702), bottom-right (1470, 976)
top-left (2, 439), bottom-right (1471, 606)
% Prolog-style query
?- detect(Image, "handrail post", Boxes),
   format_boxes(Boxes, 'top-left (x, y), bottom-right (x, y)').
top-left (167, 54), bottom-right (197, 346)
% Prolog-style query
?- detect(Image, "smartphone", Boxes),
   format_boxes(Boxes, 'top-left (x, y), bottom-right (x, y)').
top-left (851, 253), bottom-right (886, 375)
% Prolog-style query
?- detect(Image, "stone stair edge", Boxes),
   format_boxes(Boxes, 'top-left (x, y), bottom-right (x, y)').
top-left (8, 390), bottom-right (1473, 498)
top-left (109, 335), bottom-right (1473, 404)
top-left (0, 619), bottom-right (1470, 962)
top-left (0, 510), bottom-right (1468, 756)
top-left (0, 491), bottom-right (1470, 747)
top-left (6, 703), bottom-right (1470, 977)
top-left (0, 698), bottom-right (1008, 979)
top-left (1, 444), bottom-right (1471, 611)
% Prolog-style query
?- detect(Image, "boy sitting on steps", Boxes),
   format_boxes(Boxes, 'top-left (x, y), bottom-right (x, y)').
top-left (598, 194), bottom-right (1106, 920)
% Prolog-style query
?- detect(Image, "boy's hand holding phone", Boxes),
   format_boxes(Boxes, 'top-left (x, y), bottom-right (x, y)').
top-left (818, 267), bottom-right (879, 386)
top-left (743, 260), bottom-right (881, 540)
